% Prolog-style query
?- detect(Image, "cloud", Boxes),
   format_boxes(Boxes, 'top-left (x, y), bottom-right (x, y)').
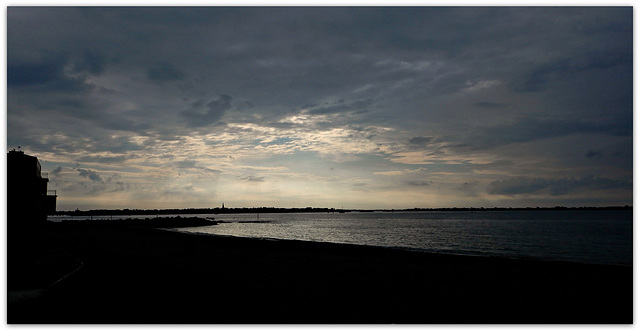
top-left (182, 95), bottom-right (233, 127)
top-left (7, 7), bottom-right (632, 209)
top-left (105, 173), bottom-right (127, 192)
top-left (306, 98), bottom-right (373, 115)
top-left (52, 166), bottom-right (63, 176)
top-left (467, 116), bottom-right (632, 150)
top-left (174, 159), bottom-right (221, 176)
top-left (146, 61), bottom-right (186, 82)
top-left (474, 102), bottom-right (506, 109)
top-left (8, 58), bottom-right (65, 87)
top-left (585, 150), bottom-right (603, 159)
top-left (76, 50), bottom-right (109, 75)
top-left (77, 168), bottom-right (104, 183)
top-left (239, 175), bottom-right (265, 182)
top-left (486, 176), bottom-right (631, 196)
top-left (408, 136), bottom-right (433, 146)
top-left (8, 56), bottom-right (94, 93)
top-left (512, 50), bottom-right (631, 93)
top-left (405, 180), bottom-right (431, 187)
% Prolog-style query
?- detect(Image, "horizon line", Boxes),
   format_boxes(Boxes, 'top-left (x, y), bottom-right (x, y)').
top-left (52, 205), bottom-right (633, 214)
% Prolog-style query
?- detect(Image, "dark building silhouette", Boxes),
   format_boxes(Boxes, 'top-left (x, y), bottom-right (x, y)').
top-left (7, 150), bottom-right (57, 230)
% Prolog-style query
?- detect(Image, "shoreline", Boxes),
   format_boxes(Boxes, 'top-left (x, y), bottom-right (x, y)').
top-left (9, 222), bottom-right (632, 324)
top-left (170, 227), bottom-right (632, 268)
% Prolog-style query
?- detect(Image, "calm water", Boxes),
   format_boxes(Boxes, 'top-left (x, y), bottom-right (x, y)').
top-left (52, 210), bottom-right (633, 266)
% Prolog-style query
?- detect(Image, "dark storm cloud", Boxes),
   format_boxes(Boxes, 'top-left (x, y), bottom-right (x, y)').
top-left (7, 7), bottom-right (632, 208)
top-left (585, 150), bottom-right (603, 159)
top-left (512, 51), bottom-right (632, 93)
top-left (147, 62), bottom-right (186, 82)
top-left (306, 98), bottom-right (374, 115)
top-left (486, 176), bottom-right (631, 196)
top-left (181, 95), bottom-right (233, 127)
top-left (99, 116), bottom-right (152, 133)
top-left (74, 50), bottom-right (109, 76)
top-left (7, 56), bottom-right (94, 92)
top-left (467, 116), bottom-right (632, 150)
top-left (474, 102), bottom-right (506, 109)
top-left (8, 58), bottom-right (64, 86)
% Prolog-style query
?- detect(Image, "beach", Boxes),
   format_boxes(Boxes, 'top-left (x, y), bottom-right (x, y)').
top-left (8, 222), bottom-right (632, 324)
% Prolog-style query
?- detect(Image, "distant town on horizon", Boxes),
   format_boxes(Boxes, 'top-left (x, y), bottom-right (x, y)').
top-left (52, 205), bottom-right (633, 216)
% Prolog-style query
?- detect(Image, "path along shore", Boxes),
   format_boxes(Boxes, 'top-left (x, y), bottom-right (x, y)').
top-left (8, 221), bottom-right (632, 324)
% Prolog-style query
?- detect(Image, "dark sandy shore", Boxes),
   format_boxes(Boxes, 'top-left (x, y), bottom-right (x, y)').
top-left (8, 222), bottom-right (632, 324)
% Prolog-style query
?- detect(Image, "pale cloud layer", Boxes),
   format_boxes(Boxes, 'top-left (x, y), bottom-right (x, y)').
top-left (7, 7), bottom-right (632, 210)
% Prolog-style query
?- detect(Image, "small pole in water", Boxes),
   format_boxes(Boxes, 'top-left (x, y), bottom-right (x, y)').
top-left (257, 213), bottom-right (260, 222)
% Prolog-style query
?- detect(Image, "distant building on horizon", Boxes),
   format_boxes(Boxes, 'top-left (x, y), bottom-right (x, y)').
top-left (7, 149), bottom-right (57, 229)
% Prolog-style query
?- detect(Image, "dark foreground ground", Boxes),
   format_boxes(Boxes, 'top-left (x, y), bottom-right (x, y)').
top-left (8, 222), bottom-right (632, 324)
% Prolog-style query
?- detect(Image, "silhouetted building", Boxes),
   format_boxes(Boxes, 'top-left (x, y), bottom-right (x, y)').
top-left (7, 150), bottom-right (57, 229)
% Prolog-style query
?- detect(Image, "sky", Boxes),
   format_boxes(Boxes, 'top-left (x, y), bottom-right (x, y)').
top-left (6, 6), bottom-right (633, 210)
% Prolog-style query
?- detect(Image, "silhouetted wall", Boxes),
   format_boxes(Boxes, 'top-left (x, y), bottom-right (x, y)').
top-left (7, 150), bottom-right (56, 232)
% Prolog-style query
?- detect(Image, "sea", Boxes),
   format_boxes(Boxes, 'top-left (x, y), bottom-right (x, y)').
top-left (50, 210), bottom-right (633, 266)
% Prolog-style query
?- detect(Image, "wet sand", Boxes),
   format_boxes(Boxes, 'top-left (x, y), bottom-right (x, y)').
top-left (8, 222), bottom-right (632, 324)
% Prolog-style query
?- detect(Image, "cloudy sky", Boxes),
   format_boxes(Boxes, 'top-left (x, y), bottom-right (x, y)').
top-left (7, 6), bottom-right (633, 210)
